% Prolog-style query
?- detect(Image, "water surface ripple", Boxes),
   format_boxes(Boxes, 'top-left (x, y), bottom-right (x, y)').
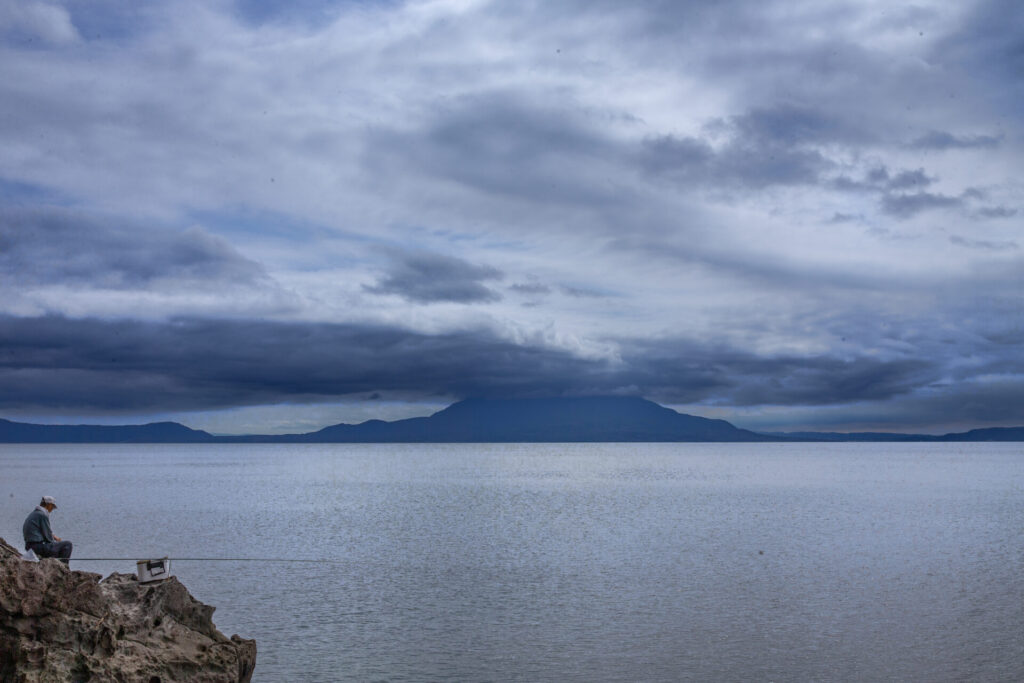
top-left (2, 443), bottom-right (1022, 682)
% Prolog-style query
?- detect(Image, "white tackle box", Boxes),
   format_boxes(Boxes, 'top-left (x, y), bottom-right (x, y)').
top-left (136, 557), bottom-right (171, 583)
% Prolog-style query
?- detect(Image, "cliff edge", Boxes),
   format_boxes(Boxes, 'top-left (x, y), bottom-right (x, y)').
top-left (0, 537), bottom-right (256, 683)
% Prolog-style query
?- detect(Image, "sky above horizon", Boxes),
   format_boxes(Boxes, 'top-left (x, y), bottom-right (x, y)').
top-left (1, 0), bottom-right (1022, 435)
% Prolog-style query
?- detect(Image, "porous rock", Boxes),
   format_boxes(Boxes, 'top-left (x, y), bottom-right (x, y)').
top-left (0, 537), bottom-right (256, 682)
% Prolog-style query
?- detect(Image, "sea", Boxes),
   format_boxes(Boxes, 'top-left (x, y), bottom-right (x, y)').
top-left (2, 442), bottom-right (1022, 682)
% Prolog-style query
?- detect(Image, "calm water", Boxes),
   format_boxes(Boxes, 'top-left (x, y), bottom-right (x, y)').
top-left (2, 443), bottom-right (1023, 682)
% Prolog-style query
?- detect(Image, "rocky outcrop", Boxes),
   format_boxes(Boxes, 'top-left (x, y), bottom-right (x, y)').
top-left (0, 537), bottom-right (256, 683)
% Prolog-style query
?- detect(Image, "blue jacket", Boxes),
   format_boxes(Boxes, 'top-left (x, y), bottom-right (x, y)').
top-left (23, 507), bottom-right (55, 548)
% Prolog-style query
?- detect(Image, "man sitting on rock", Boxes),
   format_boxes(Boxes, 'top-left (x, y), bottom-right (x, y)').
top-left (23, 496), bottom-right (72, 564)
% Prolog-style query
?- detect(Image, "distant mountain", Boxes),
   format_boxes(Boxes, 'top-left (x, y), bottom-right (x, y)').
top-left (0, 398), bottom-right (767, 443)
top-left (2, 399), bottom-right (1023, 443)
top-left (303, 397), bottom-right (770, 442)
top-left (0, 419), bottom-right (214, 443)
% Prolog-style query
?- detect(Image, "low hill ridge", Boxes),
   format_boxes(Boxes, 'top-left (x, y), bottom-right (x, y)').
top-left (0, 419), bottom-right (214, 443)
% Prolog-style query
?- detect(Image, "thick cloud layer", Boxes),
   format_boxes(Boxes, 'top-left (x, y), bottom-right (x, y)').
top-left (0, 0), bottom-right (1021, 432)
top-left (0, 314), bottom-right (956, 408)
top-left (2, 315), bottom-right (1020, 434)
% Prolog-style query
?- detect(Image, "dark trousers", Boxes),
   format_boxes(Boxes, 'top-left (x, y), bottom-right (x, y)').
top-left (28, 540), bottom-right (73, 564)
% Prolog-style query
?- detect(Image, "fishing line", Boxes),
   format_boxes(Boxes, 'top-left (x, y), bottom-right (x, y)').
top-left (72, 557), bottom-right (347, 563)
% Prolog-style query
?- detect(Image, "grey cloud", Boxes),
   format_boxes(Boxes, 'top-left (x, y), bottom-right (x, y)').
top-left (640, 107), bottom-right (836, 190)
top-left (830, 176), bottom-right (871, 193)
top-left (909, 130), bottom-right (1002, 150)
top-left (366, 94), bottom-right (624, 208)
top-left (59, 1), bottom-right (159, 43)
top-left (949, 235), bottom-right (1018, 251)
top-left (639, 136), bottom-right (714, 178)
top-left (829, 166), bottom-right (977, 219)
top-left (0, 1), bottom-right (79, 44)
top-left (560, 285), bottom-right (612, 298)
top-left (832, 166), bottom-right (934, 194)
top-left (640, 102), bottom-right (898, 194)
top-left (364, 251), bottom-right (503, 304)
top-left (610, 232), bottom-right (895, 293)
top-left (234, 0), bottom-right (344, 27)
top-left (880, 192), bottom-right (962, 218)
top-left (509, 283), bottom-right (552, 296)
top-left (975, 206), bottom-right (1018, 219)
top-left (983, 328), bottom-right (1024, 346)
top-left (0, 207), bottom-right (269, 289)
top-left (715, 143), bottom-right (830, 189)
top-left (729, 104), bottom-right (871, 147)
top-left (865, 167), bottom-right (890, 185)
top-left (884, 169), bottom-right (934, 191)
top-left (933, 0), bottom-right (1024, 98)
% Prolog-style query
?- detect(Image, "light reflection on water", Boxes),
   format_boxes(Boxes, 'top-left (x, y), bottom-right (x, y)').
top-left (2, 443), bottom-right (1023, 682)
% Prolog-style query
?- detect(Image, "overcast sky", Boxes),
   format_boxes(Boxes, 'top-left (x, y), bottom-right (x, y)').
top-left (1, 0), bottom-right (1021, 434)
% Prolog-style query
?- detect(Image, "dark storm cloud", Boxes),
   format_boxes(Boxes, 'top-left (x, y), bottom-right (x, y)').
top-left (828, 379), bottom-right (1024, 431)
top-left (616, 340), bottom-right (940, 407)
top-left (363, 251), bottom-right (503, 304)
top-left (751, 376), bottom-right (1024, 433)
top-left (0, 315), bottom-right (954, 417)
top-left (0, 315), bottom-right (593, 411)
top-left (0, 207), bottom-right (269, 288)
top-left (909, 130), bottom-right (1002, 150)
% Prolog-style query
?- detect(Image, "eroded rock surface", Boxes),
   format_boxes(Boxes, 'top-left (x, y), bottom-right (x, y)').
top-left (0, 537), bottom-right (256, 683)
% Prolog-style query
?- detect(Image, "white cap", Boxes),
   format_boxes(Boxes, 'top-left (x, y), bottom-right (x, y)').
top-left (40, 495), bottom-right (57, 508)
